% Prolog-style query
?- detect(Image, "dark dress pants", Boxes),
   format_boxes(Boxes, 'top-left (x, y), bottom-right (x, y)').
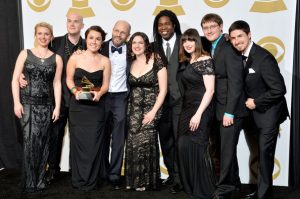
top-left (243, 115), bottom-right (259, 187)
top-left (215, 117), bottom-right (243, 197)
top-left (48, 105), bottom-right (69, 174)
top-left (103, 92), bottom-right (127, 181)
top-left (257, 126), bottom-right (279, 199)
top-left (158, 100), bottom-right (182, 183)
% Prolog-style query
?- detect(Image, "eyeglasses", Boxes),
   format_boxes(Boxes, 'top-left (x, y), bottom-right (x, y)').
top-left (202, 24), bottom-right (219, 32)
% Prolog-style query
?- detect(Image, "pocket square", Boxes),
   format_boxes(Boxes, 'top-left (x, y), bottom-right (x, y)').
top-left (248, 68), bottom-right (255, 74)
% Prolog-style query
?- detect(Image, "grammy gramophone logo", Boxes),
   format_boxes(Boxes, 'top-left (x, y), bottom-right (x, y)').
top-left (257, 36), bottom-right (285, 64)
top-left (111, 0), bottom-right (136, 11)
top-left (27, 0), bottom-right (51, 12)
top-left (250, 0), bottom-right (287, 13)
top-left (67, 0), bottom-right (95, 18)
top-left (204, 0), bottom-right (229, 8)
top-left (153, 0), bottom-right (185, 16)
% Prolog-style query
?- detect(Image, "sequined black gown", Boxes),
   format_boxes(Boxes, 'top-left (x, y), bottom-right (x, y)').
top-left (69, 68), bottom-right (105, 191)
top-left (20, 50), bottom-right (56, 192)
top-left (125, 58), bottom-right (164, 190)
top-left (178, 59), bottom-right (216, 199)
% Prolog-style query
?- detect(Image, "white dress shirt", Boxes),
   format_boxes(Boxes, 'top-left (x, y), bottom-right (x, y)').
top-left (108, 41), bottom-right (128, 93)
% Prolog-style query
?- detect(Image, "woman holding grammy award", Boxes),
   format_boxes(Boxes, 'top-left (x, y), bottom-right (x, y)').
top-left (66, 25), bottom-right (111, 191)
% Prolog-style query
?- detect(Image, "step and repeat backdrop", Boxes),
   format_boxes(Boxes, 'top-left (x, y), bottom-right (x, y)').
top-left (21, 0), bottom-right (296, 186)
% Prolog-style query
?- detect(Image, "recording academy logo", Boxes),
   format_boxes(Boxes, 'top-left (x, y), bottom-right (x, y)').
top-left (250, 0), bottom-right (287, 13)
top-left (153, 0), bottom-right (185, 16)
top-left (204, 0), bottom-right (229, 8)
top-left (257, 36), bottom-right (285, 63)
top-left (27, 0), bottom-right (51, 12)
top-left (67, 0), bottom-right (95, 18)
top-left (273, 158), bottom-right (281, 180)
top-left (111, 0), bottom-right (136, 11)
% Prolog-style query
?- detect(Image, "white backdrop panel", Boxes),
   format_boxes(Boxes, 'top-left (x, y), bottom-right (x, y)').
top-left (21, 0), bottom-right (296, 186)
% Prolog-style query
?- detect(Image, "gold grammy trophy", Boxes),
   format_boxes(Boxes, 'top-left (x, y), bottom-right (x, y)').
top-left (67, 0), bottom-right (95, 18)
top-left (250, 0), bottom-right (287, 13)
top-left (78, 76), bottom-right (94, 100)
top-left (153, 0), bottom-right (185, 16)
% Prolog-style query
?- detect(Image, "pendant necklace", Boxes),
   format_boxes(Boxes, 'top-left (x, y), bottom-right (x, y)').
top-left (37, 48), bottom-right (48, 63)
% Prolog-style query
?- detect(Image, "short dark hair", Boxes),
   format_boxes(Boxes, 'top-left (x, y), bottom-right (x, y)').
top-left (179, 28), bottom-right (208, 63)
top-left (201, 13), bottom-right (223, 27)
top-left (128, 32), bottom-right (152, 64)
top-left (85, 25), bottom-right (107, 41)
top-left (228, 20), bottom-right (251, 35)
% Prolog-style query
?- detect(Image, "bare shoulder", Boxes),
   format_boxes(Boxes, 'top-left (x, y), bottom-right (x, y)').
top-left (55, 54), bottom-right (62, 61)
top-left (69, 53), bottom-right (80, 61)
top-left (19, 49), bottom-right (28, 57)
top-left (197, 55), bottom-right (211, 62)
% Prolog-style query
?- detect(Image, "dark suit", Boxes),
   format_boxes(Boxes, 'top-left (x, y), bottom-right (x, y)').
top-left (151, 35), bottom-right (181, 183)
top-left (213, 35), bottom-right (248, 197)
top-left (101, 40), bottom-right (131, 182)
top-left (48, 34), bottom-right (85, 175)
top-left (244, 43), bottom-right (289, 199)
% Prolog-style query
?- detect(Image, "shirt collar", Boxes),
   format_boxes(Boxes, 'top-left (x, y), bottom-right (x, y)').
top-left (211, 34), bottom-right (223, 50)
top-left (162, 34), bottom-right (176, 47)
top-left (243, 41), bottom-right (253, 57)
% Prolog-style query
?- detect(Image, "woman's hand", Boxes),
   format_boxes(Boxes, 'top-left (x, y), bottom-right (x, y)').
top-left (142, 110), bottom-right (156, 125)
top-left (14, 102), bottom-right (24, 119)
top-left (91, 90), bottom-right (101, 102)
top-left (74, 90), bottom-right (81, 100)
top-left (52, 107), bottom-right (60, 122)
top-left (189, 113), bottom-right (201, 132)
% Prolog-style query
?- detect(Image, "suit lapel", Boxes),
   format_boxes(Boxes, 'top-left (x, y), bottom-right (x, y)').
top-left (213, 35), bottom-right (225, 59)
top-left (245, 44), bottom-right (256, 73)
top-left (170, 37), bottom-right (180, 61)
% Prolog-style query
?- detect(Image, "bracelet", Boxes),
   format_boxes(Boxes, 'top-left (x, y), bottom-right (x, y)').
top-left (70, 86), bottom-right (77, 94)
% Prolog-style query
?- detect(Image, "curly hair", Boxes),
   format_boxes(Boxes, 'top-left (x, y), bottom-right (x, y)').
top-left (127, 32), bottom-right (153, 64)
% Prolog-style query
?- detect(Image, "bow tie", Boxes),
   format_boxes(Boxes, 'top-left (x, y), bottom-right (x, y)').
top-left (111, 46), bottom-right (122, 54)
top-left (242, 55), bottom-right (247, 60)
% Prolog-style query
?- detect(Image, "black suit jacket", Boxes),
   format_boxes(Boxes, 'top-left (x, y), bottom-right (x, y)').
top-left (213, 35), bottom-right (248, 120)
top-left (151, 35), bottom-right (182, 107)
top-left (100, 39), bottom-right (131, 93)
top-left (49, 34), bottom-right (85, 107)
top-left (245, 43), bottom-right (289, 128)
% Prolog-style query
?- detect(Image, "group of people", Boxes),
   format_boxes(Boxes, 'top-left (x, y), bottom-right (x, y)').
top-left (11, 9), bottom-right (289, 199)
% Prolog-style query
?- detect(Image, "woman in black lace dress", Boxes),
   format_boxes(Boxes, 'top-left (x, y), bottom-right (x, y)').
top-left (177, 29), bottom-right (216, 198)
top-left (12, 22), bottom-right (63, 192)
top-left (125, 32), bottom-right (167, 191)
top-left (66, 26), bottom-right (111, 191)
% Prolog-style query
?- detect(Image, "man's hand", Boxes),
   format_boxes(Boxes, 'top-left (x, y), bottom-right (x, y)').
top-left (245, 98), bottom-right (256, 110)
top-left (223, 114), bottom-right (234, 127)
top-left (19, 73), bottom-right (28, 88)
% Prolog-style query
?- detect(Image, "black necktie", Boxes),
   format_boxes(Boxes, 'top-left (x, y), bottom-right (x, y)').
top-left (242, 55), bottom-right (247, 67)
top-left (111, 46), bottom-right (122, 54)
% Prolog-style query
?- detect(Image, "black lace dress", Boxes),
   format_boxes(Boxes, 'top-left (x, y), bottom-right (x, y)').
top-left (178, 59), bottom-right (216, 198)
top-left (20, 50), bottom-right (56, 192)
top-left (69, 68), bottom-right (105, 191)
top-left (125, 58), bottom-right (164, 190)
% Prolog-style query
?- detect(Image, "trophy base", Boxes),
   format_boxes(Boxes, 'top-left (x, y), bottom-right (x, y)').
top-left (78, 92), bottom-right (93, 100)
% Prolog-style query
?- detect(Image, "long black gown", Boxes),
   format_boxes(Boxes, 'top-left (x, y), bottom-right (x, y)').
top-left (178, 59), bottom-right (216, 199)
top-left (69, 68), bottom-right (105, 191)
top-left (20, 50), bottom-right (56, 192)
top-left (125, 58), bottom-right (164, 190)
